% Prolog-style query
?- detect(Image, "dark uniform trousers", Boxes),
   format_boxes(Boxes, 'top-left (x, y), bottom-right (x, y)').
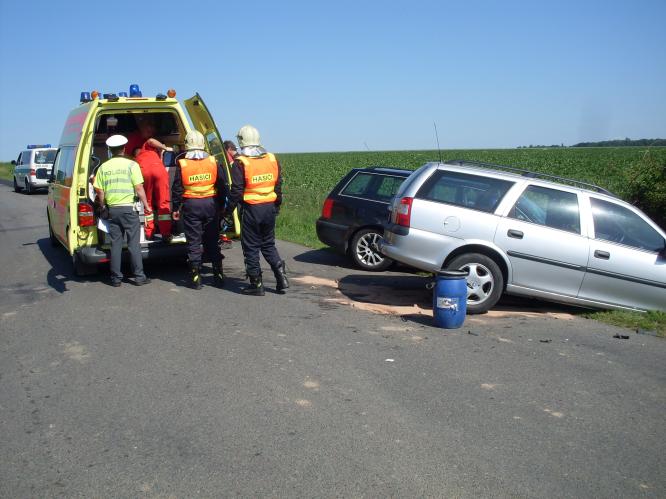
top-left (108, 206), bottom-right (146, 283)
top-left (241, 203), bottom-right (281, 276)
top-left (182, 197), bottom-right (222, 267)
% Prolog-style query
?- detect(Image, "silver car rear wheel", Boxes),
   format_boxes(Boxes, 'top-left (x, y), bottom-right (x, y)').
top-left (446, 253), bottom-right (504, 314)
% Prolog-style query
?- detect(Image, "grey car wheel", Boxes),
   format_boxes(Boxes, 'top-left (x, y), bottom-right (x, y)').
top-left (24, 179), bottom-right (32, 195)
top-left (14, 177), bottom-right (22, 192)
top-left (446, 253), bottom-right (504, 314)
top-left (350, 228), bottom-right (392, 271)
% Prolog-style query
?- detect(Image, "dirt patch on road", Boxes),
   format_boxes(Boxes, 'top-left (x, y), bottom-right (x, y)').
top-left (292, 275), bottom-right (576, 321)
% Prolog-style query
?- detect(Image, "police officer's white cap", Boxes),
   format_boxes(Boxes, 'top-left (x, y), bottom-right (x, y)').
top-left (106, 135), bottom-right (128, 147)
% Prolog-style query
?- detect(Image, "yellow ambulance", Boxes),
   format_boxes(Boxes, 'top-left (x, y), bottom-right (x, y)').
top-left (47, 84), bottom-right (238, 275)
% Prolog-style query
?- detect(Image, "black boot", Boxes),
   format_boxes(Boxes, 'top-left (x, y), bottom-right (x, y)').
top-left (242, 274), bottom-right (265, 296)
top-left (272, 260), bottom-right (289, 294)
top-left (189, 264), bottom-right (202, 290)
top-left (212, 262), bottom-right (225, 287)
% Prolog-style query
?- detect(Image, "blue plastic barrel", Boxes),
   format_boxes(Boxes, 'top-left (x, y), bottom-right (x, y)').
top-left (433, 270), bottom-right (468, 328)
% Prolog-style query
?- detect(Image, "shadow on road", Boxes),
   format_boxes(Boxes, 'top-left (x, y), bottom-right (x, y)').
top-left (293, 247), bottom-right (356, 270)
top-left (36, 237), bottom-right (100, 293)
top-left (335, 273), bottom-right (585, 324)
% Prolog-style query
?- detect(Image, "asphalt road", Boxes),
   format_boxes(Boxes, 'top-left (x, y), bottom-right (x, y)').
top-left (0, 182), bottom-right (664, 498)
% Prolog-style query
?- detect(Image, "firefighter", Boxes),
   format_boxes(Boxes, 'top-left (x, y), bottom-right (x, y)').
top-left (224, 125), bottom-right (288, 296)
top-left (132, 117), bottom-right (173, 240)
top-left (171, 130), bottom-right (227, 289)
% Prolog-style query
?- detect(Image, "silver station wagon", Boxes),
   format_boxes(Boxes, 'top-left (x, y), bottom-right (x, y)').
top-left (379, 161), bottom-right (666, 314)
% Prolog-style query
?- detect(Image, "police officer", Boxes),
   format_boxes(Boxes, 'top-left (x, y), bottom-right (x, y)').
top-left (172, 130), bottom-right (227, 289)
top-left (93, 134), bottom-right (151, 287)
top-left (225, 125), bottom-right (288, 296)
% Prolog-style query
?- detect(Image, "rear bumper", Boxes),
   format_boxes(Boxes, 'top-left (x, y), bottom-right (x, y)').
top-left (379, 223), bottom-right (451, 272)
top-left (77, 242), bottom-right (187, 265)
top-left (28, 177), bottom-right (49, 189)
top-left (316, 218), bottom-right (349, 252)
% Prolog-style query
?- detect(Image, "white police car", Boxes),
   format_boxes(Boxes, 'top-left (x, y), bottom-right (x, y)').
top-left (12, 145), bottom-right (57, 193)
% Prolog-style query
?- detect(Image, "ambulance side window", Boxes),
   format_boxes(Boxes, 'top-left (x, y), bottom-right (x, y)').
top-left (53, 146), bottom-right (77, 186)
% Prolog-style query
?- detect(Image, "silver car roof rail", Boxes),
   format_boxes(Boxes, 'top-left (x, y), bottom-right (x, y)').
top-left (446, 159), bottom-right (616, 197)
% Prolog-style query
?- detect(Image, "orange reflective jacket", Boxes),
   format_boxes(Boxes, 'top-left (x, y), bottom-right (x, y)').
top-left (179, 156), bottom-right (218, 199)
top-left (238, 153), bottom-right (278, 204)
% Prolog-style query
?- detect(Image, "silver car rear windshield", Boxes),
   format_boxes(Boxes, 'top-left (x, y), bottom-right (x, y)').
top-left (416, 170), bottom-right (514, 213)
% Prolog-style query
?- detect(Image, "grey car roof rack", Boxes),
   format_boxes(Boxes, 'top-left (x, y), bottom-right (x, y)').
top-left (446, 159), bottom-right (616, 197)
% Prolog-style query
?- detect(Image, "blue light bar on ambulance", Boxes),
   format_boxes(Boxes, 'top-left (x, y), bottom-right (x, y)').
top-left (27, 144), bottom-right (51, 149)
top-left (129, 84), bottom-right (142, 97)
top-left (119, 92), bottom-right (128, 97)
top-left (80, 92), bottom-right (91, 103)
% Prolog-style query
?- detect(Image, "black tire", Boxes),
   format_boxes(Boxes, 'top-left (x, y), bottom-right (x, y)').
top-left (72, 252), bottom-right (97, 277)
top-left (446, 253), bottom-right (504, 314)
top-left (47, 213), bottom-right (59, 248)
top-left (13, 177), bottom-right (22, 192)
top-left (24, 179), bottom-right (32, 195)
top-left (349, 228), bottom-right (393, 271)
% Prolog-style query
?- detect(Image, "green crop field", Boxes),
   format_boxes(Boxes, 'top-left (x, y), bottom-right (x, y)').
top-left (0, 162), bottom-right (13, 182)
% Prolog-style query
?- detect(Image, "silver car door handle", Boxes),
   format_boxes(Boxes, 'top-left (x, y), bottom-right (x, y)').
top-left (508, 229), bottom-right (524, 239)
top-left (594, 250), bottom-right (610, 260)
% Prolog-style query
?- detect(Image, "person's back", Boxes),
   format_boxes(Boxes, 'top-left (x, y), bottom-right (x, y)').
top-left (96, 156), bottom-right (139, 207)
top-left (226, 125), bottom-right (288, 295)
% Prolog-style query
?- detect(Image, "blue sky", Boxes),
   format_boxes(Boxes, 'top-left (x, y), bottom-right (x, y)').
top-left (0, 0), bottom-right (664, 157)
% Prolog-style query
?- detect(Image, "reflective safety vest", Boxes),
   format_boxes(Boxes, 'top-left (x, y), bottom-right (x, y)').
top-left (94, 157), bottom-right (143, 206)
top-left (179, 156), bottom-right (218, 199)
top-left (238, 153), bottom-right (278, 204)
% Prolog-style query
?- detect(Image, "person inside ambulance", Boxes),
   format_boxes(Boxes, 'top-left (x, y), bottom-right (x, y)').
top-left (128, 115), bottom-right (174, 240)
top-left (171, 130), bottom-right (228, 289)
top-left (224, 125), bottom-right (289, 296)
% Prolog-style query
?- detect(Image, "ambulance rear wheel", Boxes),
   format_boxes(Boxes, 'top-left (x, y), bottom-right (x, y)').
top-left (47, 213), bottom-right (58, 248)
top-left (13, 177), bottom-right (22, 192)
top-left (24, 179), bottom-right (32, 195)
top-left (72, 253), bottom-right (97, 277)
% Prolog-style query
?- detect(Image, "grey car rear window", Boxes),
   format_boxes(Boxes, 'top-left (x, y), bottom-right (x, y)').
top-left (416, 170), bottom-right (514, 213)
top-left (341, 172), bottom-right (406, 202)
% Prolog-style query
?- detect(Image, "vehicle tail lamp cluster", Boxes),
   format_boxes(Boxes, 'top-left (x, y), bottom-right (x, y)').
top-left (321, 198), bottom-right (335, 219)
top-left (78, 202), bottom-right (95, 227)
top-left (395, 197), bottom-right (413, 227)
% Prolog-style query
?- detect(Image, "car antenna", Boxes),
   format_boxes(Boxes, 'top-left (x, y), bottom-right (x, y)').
top-left (363, 141), bottom-right (371, 151)
top-left (433, 121), bottom-right (443, 164)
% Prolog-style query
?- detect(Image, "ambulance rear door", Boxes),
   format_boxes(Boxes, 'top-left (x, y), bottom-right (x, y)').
top-left (184, 93), bottom-right (239, 237)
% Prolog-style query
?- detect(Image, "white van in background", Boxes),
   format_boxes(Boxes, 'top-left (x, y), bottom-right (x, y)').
top-left (12, 145), bottom-right (57, 194)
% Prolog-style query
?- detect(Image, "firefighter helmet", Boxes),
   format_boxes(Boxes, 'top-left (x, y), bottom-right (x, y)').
top-left (185, 130), bottom-right (206, 151)
top-left (236, 125), bottom-right (261, 147)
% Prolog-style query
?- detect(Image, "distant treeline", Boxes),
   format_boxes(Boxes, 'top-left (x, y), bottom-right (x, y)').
top-left (572, 138), bottom-right (666, 147)
top-left (519, 138), bottom-right (666, 148)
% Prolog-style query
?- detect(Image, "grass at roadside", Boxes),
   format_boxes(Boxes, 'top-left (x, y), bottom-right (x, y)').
top-left (0, 162), bottom-right (13, 181)
top-left (582, 310), bottom-right (666, 337)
